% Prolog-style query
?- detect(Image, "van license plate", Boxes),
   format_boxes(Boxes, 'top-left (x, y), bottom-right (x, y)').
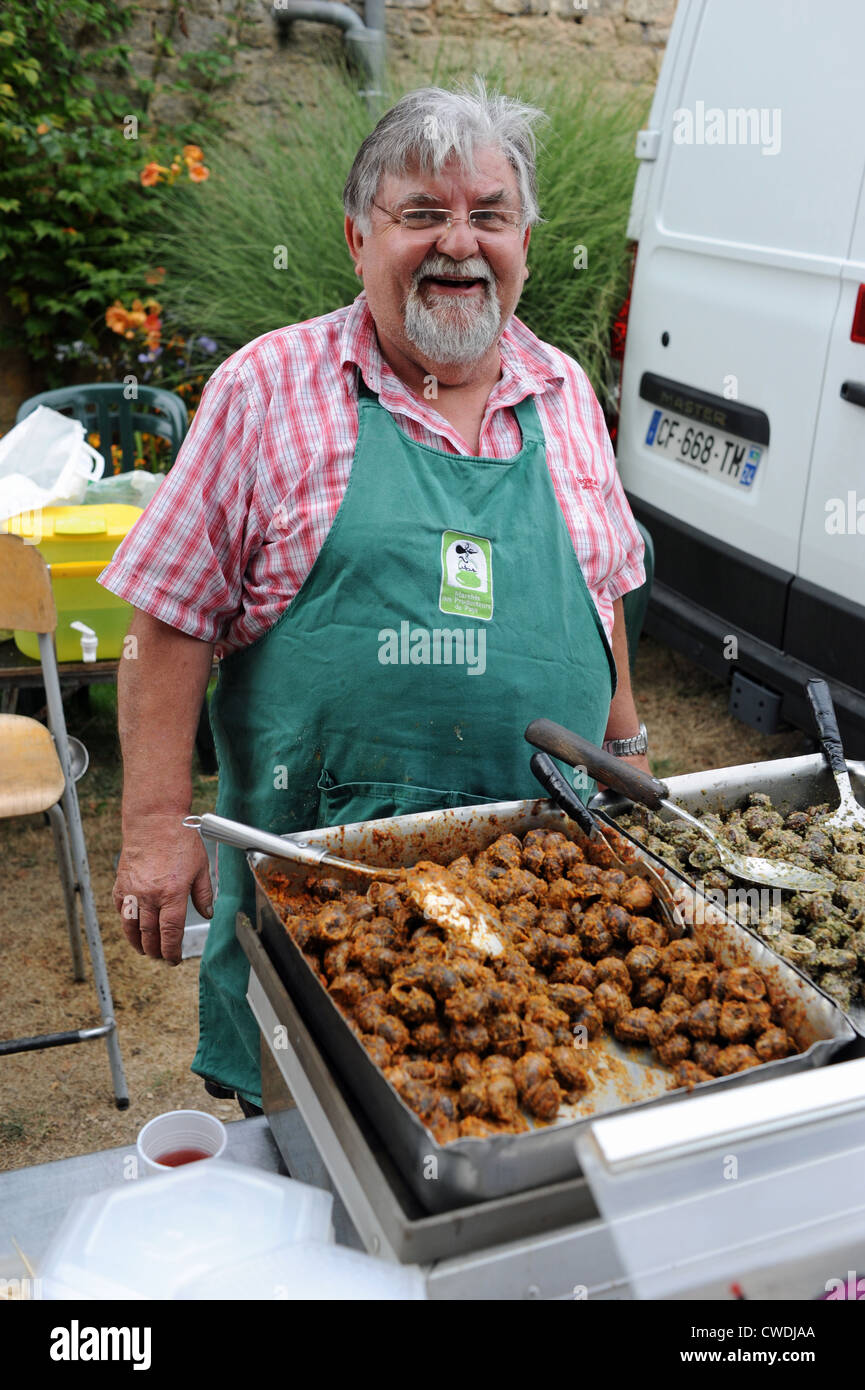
top-left (644, 409), bottom-right (762, 488)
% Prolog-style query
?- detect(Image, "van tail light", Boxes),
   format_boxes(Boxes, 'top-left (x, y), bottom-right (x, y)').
top-left (607, 242), bottom-right (638, 448)
top-left (611, 243), bottom-right (638, 362)
top-left (851, 284), bottom-right (865, 344)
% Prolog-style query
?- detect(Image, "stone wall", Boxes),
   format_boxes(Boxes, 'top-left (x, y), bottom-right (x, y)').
top-left (125, 0), bottom-right (677, 129)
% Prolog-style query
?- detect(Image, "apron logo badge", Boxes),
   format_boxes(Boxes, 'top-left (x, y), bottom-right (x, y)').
top-left (439, 531), bottom-right (493, 621)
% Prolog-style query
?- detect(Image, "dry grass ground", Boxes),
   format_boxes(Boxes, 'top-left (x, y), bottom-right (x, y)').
top-left (0, 636), bottom-right (808, 1173)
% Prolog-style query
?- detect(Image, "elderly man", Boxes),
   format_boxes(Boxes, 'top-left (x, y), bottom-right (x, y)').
top-left (101, 78), bottom-right (648, 1114)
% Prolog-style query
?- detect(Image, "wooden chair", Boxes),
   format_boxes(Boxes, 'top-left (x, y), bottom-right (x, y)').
top-left (0, 534), bottom-right (128, 1107)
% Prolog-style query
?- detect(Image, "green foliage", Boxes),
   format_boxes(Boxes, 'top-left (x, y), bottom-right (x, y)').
top-left (150, 65), bottom-right (369, 347)
top-left (0, 0), bottom-right (153, 369)
top-left (176, 41), bottom-right (237, 92)
top-left (516, 77), bottom-right (649, 413)
top-left (150, 61), bottom-right (647, 402)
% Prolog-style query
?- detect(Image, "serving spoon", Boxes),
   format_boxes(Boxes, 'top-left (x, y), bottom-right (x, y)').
top-left (184, 812), bottom-right (403, 880)
top-left (183, 812), bottom-right (504, 957)
top-left (524, 720), bottom-right (835, 894)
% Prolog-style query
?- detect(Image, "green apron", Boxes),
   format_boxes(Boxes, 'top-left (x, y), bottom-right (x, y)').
top-left (192, 371), bottom-right (617, 1105)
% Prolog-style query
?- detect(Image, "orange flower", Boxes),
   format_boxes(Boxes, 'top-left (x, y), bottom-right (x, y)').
top-left (182, 144), bottom-right (204, 164)
top-left (36, 121), bottom-right (50, 135)
top-left (63, 227), bottom-right (78, 236)
top-left (188, 163), bottom-right (210, 183)
top-left (145, 266), bottom-right (166, 286)
top-left (144, 310), bottom-right (162, 351)
top-left (170, 161), bottom-right (181, 175)
top-left (140, 162), bottom-right (167, 187)
top-left (106, 300), bottom-right (129, 335)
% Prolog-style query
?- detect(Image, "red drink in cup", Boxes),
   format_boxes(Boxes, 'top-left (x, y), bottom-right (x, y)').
top-left (137, 1110), bottom-right (227, 1175)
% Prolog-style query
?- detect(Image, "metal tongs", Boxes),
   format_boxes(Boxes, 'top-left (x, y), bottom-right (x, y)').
top-left (530, 750), bottom-right (684, 938)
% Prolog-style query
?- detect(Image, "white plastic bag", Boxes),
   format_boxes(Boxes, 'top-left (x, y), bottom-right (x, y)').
top-left (84, 468), bottom-right (164, 509)
top-left (0, 405), bottom-right (105, 522)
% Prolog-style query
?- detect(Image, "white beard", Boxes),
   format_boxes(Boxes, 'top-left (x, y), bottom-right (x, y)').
top-left (402, 256), bottom-right (504, 365)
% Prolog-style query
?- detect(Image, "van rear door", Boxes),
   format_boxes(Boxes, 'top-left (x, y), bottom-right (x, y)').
top-left (617, 0), bottom-right (865, 651)
top-left (786, 185), bottom-right (865, 693)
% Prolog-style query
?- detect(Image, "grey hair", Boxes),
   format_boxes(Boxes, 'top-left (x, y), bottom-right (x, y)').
top-left (343, 75), bottom-right (548, 233)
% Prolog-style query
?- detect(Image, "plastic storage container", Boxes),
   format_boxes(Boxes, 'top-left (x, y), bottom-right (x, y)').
top-left (38, 1159), bottom-right (335, 1300)
top-left (174, 1241), bottom-right (427, 1300)
top-left (3, 504), bottom-right (140, 661)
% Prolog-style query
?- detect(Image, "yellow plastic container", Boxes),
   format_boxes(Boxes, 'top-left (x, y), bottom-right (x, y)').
top-left (3, 505), bottom-right (142, 662)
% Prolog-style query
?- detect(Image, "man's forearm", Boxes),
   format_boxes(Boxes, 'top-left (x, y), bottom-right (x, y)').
top-left (118, 610), bottom-right (215, 827)
top-left (604, 597), bottom-right (641, 740)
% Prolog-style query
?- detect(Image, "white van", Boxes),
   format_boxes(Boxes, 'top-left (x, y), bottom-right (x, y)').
top-left (615, 0), bottom-right (865, 755)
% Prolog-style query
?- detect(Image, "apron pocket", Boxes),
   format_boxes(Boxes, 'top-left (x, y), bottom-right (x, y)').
top-left (316, 769), bottom-right (496, 827)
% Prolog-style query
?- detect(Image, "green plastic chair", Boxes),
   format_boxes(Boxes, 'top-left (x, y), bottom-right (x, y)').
top-left (16, 383), bottom-right (188, 472)
top-left (622, 520), bottom-right (655, 669)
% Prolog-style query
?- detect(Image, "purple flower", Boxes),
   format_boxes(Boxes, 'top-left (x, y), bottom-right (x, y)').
top-left (196, 336), bottom-right (218, 354)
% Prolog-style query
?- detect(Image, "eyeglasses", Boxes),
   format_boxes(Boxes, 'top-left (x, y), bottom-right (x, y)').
top-left (372, 202), bottom-right (523, 235)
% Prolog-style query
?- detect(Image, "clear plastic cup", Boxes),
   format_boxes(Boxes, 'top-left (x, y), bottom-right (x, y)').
top-left (136, 1109), bottom-right (227, 1176)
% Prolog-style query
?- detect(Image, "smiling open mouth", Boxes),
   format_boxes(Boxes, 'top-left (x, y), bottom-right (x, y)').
top-left (422, 275), bottom-right (487, 291)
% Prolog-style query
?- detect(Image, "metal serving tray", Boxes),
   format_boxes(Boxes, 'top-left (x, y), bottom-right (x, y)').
top-left (596, 752), bottom-right (865, 1033)
top-left (249, 797), bottom-right (856, 1215)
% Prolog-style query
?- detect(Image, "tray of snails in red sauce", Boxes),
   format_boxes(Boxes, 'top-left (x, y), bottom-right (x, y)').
top-left (249, 799), bottom-right (855, 1213)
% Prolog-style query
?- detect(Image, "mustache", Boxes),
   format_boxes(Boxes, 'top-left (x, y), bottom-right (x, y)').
top-left (412, 253), bottom-right (493, 286)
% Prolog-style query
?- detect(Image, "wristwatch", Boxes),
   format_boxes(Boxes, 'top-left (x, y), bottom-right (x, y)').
top-left (603, 722), bottom-right (648, 757)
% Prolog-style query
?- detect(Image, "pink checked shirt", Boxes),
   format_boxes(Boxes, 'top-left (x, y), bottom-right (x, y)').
top-left (100, 292), bottom-right (645, 655)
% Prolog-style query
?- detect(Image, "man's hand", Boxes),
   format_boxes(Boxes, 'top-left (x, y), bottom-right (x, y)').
top-left (113, 610), bottom-right (216, 965)
top-left (113, 811), bottom-right (213, 965)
